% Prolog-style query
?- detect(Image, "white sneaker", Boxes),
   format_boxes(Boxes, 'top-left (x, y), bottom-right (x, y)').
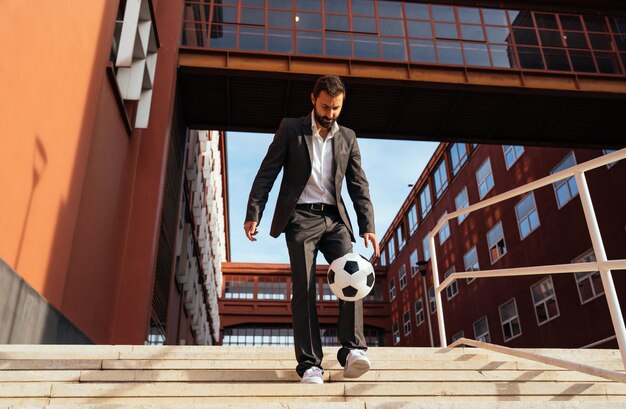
top-left (343, 349), bottom-right (370, 378)
top-left (301, 366), bottom-right (323, 384)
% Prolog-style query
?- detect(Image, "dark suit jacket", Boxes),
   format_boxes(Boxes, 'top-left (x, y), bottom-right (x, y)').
top-left (246, 114), bottom-right (375, 241)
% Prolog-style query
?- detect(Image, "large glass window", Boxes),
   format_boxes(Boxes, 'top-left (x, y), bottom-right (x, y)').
top-left (487, 221), bottom-right (507, 264)
top-left (531, 276), bottom-right (560, 325)
top-left (396, 223), bottom-right (406, 251)
top-left (415, 298), bottom-right (425, 326)
top-left (573, 250), bottom-right (604, 304)
top-left (473, 316), bottom-right (491, 342)
top-left (410, 249), bottom-right (419, 277)
top-left (420, 184), bottom-right (433, 218)
top-left (450, 143), bottom-right (468, 175)
top-left (258, 280), bottom-right (287, 300)
top-left (433, 160), bottom-right (449, 198)
top-left (551, 152), bottom-right (579, 208)
top-left (403, 311), bottom-right (412, 335)
top-left (408, 203), bottom-right (419, 234)
top-left (389, 278), bottom-right (397, 301)
top-left (499, 298), bottom-right (522, 341)
top-left (422, 233), bottom-right (431, 261)
top-left (438, 212), bottom-right (451, 244)
top-left (503, 145), bottom-right (524, 169)
top-left (399, 264), bottom-right (407, 290)
top-left (428, 286), bottom-right (436, 314)
top-left (388, 239), bottom-right (396, 263)
top-left (444, 266), bottom-right (458, 300)
top-left (224, 278), bottom-right (255, 299)
top-left (455, 187), bottom-right (469, 224)
top-left (476, 158), bottom-right (495, 199)
top-left (463, 245), bottom-right (479, 284)
top-left (392, 321), bottom-right (400, 345)
top-left (515, 192), bottom-right (540, 240)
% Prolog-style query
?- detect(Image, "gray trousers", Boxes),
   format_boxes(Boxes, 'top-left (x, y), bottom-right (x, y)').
top-left (284, 205), bottom-right (367, 377)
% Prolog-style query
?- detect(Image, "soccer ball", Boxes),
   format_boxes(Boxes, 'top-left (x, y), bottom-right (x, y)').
top-left (327, 253), bottom-right (375, 301)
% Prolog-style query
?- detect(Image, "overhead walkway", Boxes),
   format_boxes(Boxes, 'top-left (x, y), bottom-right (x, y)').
top-left (1, 344), bottom-right (625, 407)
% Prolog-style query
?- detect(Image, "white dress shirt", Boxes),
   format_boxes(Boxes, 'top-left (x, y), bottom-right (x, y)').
top-left (297, 112), bottom-right (339, 205)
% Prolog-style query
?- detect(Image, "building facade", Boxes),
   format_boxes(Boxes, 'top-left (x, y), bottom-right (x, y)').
top-left (378, 144), bottom-right (626, 348)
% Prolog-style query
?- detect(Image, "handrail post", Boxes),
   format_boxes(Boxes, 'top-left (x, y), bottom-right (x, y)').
top-left (430, 232), bottom-right (447, 347)
top-left (575, 171), bottom-right (626, 370)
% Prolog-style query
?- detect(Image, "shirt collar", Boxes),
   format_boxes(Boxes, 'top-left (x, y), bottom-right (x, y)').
top-left (311, 110), bottom-right (339, 139)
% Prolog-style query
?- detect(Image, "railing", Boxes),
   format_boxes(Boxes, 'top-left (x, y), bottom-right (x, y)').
top-left (428, 147), bottom-right (626, 379)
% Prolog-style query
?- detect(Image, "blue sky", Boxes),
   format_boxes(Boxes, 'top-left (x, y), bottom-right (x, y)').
top-left (226, 131), bottom-right (438, 264)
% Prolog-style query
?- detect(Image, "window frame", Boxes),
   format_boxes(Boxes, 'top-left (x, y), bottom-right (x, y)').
top-left (420, 184), bottom-right (433, 218)
top-left (515, 192), bottom-right (541, 240)
top-left (573, 249), bottom-right (604, 305)
top-left (502, 145), bottom-right (525, 169)
top-left (438, 212), bottom-right (451, 244)
top-left (455, 186), bottom-right (469, 224)
top-left (415, 298), bottom-right (425, 326)
top-left (476, 157), bottom-right (495, 199)
top-left (408, 203), bottom-right (419, 234)
top-left (403, 310), bottom-right (412, 335)
top-left (433, 159), bottom-right (449, 199)
top-left (392, 321), bottom-right (401, 345)
top-left (422, 233), bottom-right (431, 261)
top-left (450, 143), bottom-right (468, 175)
top-left (444, 266), bottom-right (459, 300)
top-left (428, 286), bottom-right (436, 314)
top-left (463, 245), bottom-right (479, 284)
top-left (399, 263), bottom-right (408, 290)
top-left (530, 276), bottom-right (561, 326)
top-left (551, 151), bottom-right (579, 209)
top-left (487, 221), bottom-right (507, 264)
top-left (389, 277), bottom-right (397, 301)
top-left (473, 316), bottom-right (491, 343)
top-left (499, 297), bottom-right (522, 342)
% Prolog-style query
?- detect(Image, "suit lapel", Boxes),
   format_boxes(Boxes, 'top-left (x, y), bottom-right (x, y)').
top-left (334, 127), bottom-right (348, 181)
top-left (302, 115), bottom-right (314, 166)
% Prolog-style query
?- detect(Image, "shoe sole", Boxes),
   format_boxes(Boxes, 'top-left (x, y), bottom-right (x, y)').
top-left (300, 379), bottom-right (323, 384)
top-left (343, 359), bottom-right (370, 378)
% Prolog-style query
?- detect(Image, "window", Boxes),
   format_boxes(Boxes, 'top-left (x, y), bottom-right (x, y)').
top-left (392, 321), bottom-right (401, 345)
top-left (499, 298), bottom-right (522, 341)
top-left (321, 282), bottom-right (338, 301)
top-left (403, 311), bottom-right (412, 335)
top-left (551, 152), bottom-right (579, 208)
top-left (380, 250), bottom-right (387, 267)
top-left (438, 212), bottom-right (451, 244)
top-left (455, 187), bottom-right (469, 224)
top-left (574, 250), bottom-right (604, 304)
top-left (409, 250), bottom-right (419, 277)
top-left (473, 316), bottom-right (491, 343)
top-left (463, 246), bottom-right (479, 284)
top-left (224, 279), bottom-right (254, 299)
top-left (531, 276), bottom-right (560, 325)
top-left (415, 298), bottom-right (425, 326)
top-left (422, 233), bottom-right (431, 261)
top-left (399, 264), bottom-right (407, 290)
top-left (258, 280), bottom-right (287, 300)
top-left (388, 239), bottom-right (396, 263)
top-left (476, 158), bottom-right (495, 199)
top-left (420, 184), bottom-right (432, 218)
top-left (451, 331), bottom-right (465, 343)
top-left (503, 145), bottom-right (524, 169)
top-left (433, 160), bottom-right (449, 198)
top-left (487, 222), bottom-right (507, 264)
top-left (364, 282), bottom-right (384, 302)
top-left (389, 278), bottom-right (397, 301)
top-left (515, 192), bottom-right (540, 240)
top-left (408, 204), bottom-right (419, 234)
top-left (396, 224), bottom-right (406, 251)
top-left (428, 286), bottom-right (436, 314)
top-left (444, 266), bottom-right (458, 300)
top-left (450, 143), bottom-right (468, 175)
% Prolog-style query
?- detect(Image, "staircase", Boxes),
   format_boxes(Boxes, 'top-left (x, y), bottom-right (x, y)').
top-left (1, 345), bottom-right (625, 408)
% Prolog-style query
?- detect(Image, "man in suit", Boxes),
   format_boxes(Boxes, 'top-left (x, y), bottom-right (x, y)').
top-left (244, 75), bottom-right (379, 384)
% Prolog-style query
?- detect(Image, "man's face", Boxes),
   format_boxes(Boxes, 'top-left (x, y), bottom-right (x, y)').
top-left (311, 90), bottom-right (344, 129)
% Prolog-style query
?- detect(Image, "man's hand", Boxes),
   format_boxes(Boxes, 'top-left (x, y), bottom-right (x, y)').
top-left (244, 221), bottom-right (259, 242)
top-left (363, 232), bottom-right (380, 258)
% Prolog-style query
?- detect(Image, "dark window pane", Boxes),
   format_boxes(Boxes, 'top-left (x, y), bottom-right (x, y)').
top-left (325, 0), bottom-right (347, 14)
top-left (352, 0), bottom-right (375, 16)
top-left (464, 43), bottom-right (490, 66)
top-left (483, 8), bottom-right (507, 26)
top-left (564, 32), bottom-right (589, 49)
top-left (584, 15), bottom-right (608, 32)
top-left (241, 8), bottom-right (265, 25)
top-left (210, 25), bottom-right (237, 48)
top-left (354, 34), bottom-right (380, 58)
top-left (296, 31), bottom-right (322, 54)
top-left (239, 27), bottom-right (265, 50)
top-left (432, 5), bottom-right (455, 22)
top-left (296, 12), bottom-right (321, 30)
top-left (269, 0), bottom-right (292, 9)
top-left (510, 11), bottom-right (533, 27)
top-left (381, 37), bottom-right (407, 61)
top-left (377, 1), bottom-right (403, 18)
top-left (490, 44), bottom-right (515, 67)
top-left (268, 29), bottom-right (293, 52)
top-left (380, 18), bottom-right (405, 36)
top-left (513, 27), bottom-right (539, 45)
top-left (544, 48), bottom-right (570, 71)
top-left (540, 30), bottom-right (564, 47)
top-left (595, 51), bottom-right (622, 74)
top-left (458, 7), bottom-right (481, 24)
top-left (405, 3), bottom-right (430, 20)
top-left (616, 35), bottom-right (626, 51)
top-left (435, 22), bottom-right (459, 40)
top-left (326, 32), bottom-right (352, 57)
top-left (242, 0), bottom-right (264, 6)
top-left (461, 24), bottom-right (484, 41)
top-left (535, 13), bottom-right (558, 29)
top-left (559, 15), bottom-right (583, 31)
top-left (214, 6), bottom-right (237, 24)
top-left (325, 14), bottom-right (348, 31)
top-left (297, 0), bottom-right (320, 11)
top-left (269, 10), bottom-right (293, 28)
top-left (569, 50), bottom-right (597, 72)
top-left (609, 16), bottom-right (626, 34)
top-left (589, 33), bottom-right (613, 50)
top-left (407, 21), bottom-right (433, 38)
top-left (487, 26), bottom-right (511, 44)
top-left (518, 46), bottom-right (545, 69)
top-left (353, 16), bottom-right (377, 33)
top-left (410, 39), bottom-right (436, 63)
top-left (437, 41), bottom-right (463, 64)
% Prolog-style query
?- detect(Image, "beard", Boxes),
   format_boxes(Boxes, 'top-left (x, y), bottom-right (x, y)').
top-left (314, 106), bottom-right (337, 129)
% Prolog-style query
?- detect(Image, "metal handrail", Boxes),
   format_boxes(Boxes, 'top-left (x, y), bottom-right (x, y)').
top-left (428, 147), bottom-right (626, 372)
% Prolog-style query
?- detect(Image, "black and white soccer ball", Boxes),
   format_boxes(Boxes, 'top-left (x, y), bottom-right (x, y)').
top-left (327, 253), bottom-right (375, 301)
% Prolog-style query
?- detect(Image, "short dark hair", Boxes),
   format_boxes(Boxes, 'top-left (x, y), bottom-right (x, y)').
top-left (312, 75), bottom-right (346, 99)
